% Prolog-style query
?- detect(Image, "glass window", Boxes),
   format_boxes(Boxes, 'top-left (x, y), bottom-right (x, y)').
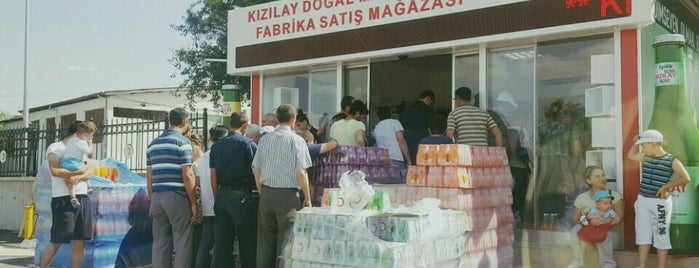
top-left (533, 35), bottom-right (613, 230)
top-left (487, 48), bottom-right (536, 228)
top-left (261, 70), bottom-right (338, 129)
top-left (454, 54), bottom-right (479, 105)
top-left (309, 70), bottom-right (339, 128)
top-left (261, 72), bottom-right (309, 118)
top-left (344, 67), bottom-right (368, 103)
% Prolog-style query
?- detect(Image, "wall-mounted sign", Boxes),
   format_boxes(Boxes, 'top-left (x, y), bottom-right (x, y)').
top-left (229, 0), bottom-right (635, 72)
top-left (0, 150), bottom-right (6, 164)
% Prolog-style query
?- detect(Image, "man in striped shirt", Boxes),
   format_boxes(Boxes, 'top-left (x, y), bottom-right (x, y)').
top-left (252, 104), bottom-right (313, 268)
top-left (446, 87), bottom-right (503, 146)
top-left (146, 107), bottom-right (197, 268)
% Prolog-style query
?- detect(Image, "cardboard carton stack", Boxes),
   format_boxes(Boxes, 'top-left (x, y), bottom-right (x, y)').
top-left (308, 145), bottom-right (402, 205)
top-left (374, 144), bottom-right (515, 268)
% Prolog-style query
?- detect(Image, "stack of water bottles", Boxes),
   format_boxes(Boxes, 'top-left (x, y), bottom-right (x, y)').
top-left (34, 158), bottom-right (152, 268)
top-left (287, 173), bottom-right (467, 268)
top-left (373, 144), bottom-right (515, 268)
top-left (308, 145), bottom-right (402, 205)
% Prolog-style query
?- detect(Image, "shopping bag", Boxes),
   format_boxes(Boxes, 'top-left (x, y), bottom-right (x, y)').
top-left (577, 223), bottom-right (611, 243)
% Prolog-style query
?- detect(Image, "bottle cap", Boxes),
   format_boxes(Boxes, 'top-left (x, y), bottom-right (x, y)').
top-left (652, 34), bottom-right (685, 47)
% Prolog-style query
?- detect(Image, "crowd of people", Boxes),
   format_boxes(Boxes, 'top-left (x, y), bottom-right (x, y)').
top-left (37, 87), bottom-right (691, 268)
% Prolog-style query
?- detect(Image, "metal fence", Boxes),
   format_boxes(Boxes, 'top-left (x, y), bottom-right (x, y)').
top-left (0, 109), bottom-right (210, 177)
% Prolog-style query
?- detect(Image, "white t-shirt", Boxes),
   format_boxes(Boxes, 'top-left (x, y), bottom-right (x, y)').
top-left (196, 150), bottom-right (215, 217)
top-left (47, 141), bottom-right (88, 197)
top-left (373, 119), bottom-right (405, 161)
top-left (329, 119), bottom-right (366, 146)
top-left (62, 136), bottom-right (91, 161)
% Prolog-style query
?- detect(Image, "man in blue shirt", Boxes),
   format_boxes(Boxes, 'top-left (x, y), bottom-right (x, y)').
top-left (146, 108), bottom-right (197, 268)
top-left (209, 112), bottom-right (258, 268)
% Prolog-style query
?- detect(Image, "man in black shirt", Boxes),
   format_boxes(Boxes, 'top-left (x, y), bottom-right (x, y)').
top-left (209, 112), bottom-right (258, 268)
top-left (400, 90), bottom-right (435, 164)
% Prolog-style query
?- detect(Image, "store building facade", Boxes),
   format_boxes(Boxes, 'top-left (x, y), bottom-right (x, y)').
top-left (227, 0), bottom-right (699, 251)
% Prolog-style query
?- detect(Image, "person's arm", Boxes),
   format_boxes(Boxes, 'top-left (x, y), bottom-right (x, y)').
top-left (609, 214), bottom-right (622, 225)
top-left (182, 164), bottom-right (198, 223)
top-left (297, 169), bottom-right (312, 207)
top-left (446, 129), bottom-right (455, 139)
top-left (657, 158), bottom-right (691, 198)
top-left (627, 143), bottom-right (645, 162)
top-left (491, 126), bottom-right (504, 147)
top-left (47, 153), bottom-right (88, 179)
top-left (572, 206), bottom-right (584, 225)
top-left (254, 168), bottom-right (262, 193)
top-left (396, 130), bottom-right (412, 166)
top-left (355, 129), bottom-right (366, 147)
top-left (319, 139), bottom-right (339, 154)
top-left (611, 197), bottom-right (624, 226)
top-left (210, 168), bottom-right (218, 197)
top-left (146, 166), bottom-right (153, 198)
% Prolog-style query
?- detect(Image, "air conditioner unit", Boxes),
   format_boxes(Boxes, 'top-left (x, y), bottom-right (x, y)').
top-left (273, 87), bottom-right (299, 108)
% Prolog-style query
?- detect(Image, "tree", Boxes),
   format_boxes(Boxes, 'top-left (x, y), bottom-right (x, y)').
top-left (170, 0), bottom-right (274, 110)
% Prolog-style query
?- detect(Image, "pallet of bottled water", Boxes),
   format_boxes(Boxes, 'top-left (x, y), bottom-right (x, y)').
top-left (33, 158), bottom-right (151, 268)
top-left (285, 206), bottom-right (466, 267)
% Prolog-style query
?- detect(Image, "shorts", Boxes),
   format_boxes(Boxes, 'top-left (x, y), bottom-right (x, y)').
top-left (50, 195), bottom-right (93, 243)
top-left (60, 157), bottom-right (84, 171)
top-left (635, 195), bottom-right (673, 249)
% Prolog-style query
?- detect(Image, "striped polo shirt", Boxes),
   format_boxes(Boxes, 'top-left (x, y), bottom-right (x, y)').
top-left (252, 125), bottom-right (312, 189)
top-left (446, 105), bottom-right (497, 146)
top-left (639, 153), bottom-right (674, 198)
top-left (147, 129), bottom-right (193, 192)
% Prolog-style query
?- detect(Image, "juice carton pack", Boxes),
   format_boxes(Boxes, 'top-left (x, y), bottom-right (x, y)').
top-left (438, 144), bottom-right (462, 166)
top-left (426, 166), bottom-right (444, 188)
top-left (406, 165), bottom-right (427, 186)
top-left (441, 167), bottom-right (460, 188)
top-left (488, 146), bottom-right (509, 166)
top-left (416, 144), bottom-right (438, 165)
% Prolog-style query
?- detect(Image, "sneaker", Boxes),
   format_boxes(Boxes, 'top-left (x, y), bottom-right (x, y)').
top-left (579, 215), bottom-right (589, 226)
top-left (70, 197), bottom-right (81, 209)
top-left (87, 188), bottom-right (94, 194)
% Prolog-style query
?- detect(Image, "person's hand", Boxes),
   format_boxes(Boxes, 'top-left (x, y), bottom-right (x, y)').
top-left (303, 199), bottom-right (312, 208)
top-left (190, 204), bottom-right (198, 223)
top-left (65, 176), bottom-right (80, 187)
top-left (610, 217), bottom-right (621, 226)
top-left (590, 216), bottom-right (604, 226)
top-left (657, 186), bottom-right (671, 199)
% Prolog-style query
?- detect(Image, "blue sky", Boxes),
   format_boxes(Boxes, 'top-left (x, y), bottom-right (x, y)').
top-left (0, 0), bottom-right (195, 116)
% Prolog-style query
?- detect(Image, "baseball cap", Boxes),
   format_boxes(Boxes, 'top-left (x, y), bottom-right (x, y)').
top-left (260, 126), bottom-right (275, 135)
top-left (594, 190), bottom-right (613, 202)
top-left (496, 92), bottom-right (518, 107)
top-left (635, 129), bottom-right (664, 145)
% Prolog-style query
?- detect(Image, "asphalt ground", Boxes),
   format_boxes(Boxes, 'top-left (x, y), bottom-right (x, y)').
top-left (0, 230), bottom-right (34, 268)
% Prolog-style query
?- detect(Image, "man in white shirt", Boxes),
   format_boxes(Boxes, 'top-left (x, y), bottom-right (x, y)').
top-left (374, 107), bottom-right (412, 177)
top-left (40, 120), bottom-right (94, 268)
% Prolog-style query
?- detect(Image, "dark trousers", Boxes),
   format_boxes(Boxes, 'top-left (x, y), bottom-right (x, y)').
top-left (213, 192), bottom-right (258, 268)
top-left (195, 216), bottom-right (215, 268)
top-left (511, 166), bottom-right (531, 216)
top-left (256, 187), bottom-right (300, 268)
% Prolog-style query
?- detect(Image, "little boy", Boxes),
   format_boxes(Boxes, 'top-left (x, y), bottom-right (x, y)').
top-left (627, 129), bottom-right (691, 268)
top-left (61, 121), bottom-right (97, 208)
top-left (419, 115), bottom-right (453, 145)
top-left (582, 190), bottom-right (620, 226)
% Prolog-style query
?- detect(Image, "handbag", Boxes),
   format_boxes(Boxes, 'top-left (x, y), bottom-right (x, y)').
top-left (577, 223), bottom-right (611, 243)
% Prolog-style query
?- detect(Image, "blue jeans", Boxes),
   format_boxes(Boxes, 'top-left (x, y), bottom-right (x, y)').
top-left (213, 191), bottom-right (258, 268)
